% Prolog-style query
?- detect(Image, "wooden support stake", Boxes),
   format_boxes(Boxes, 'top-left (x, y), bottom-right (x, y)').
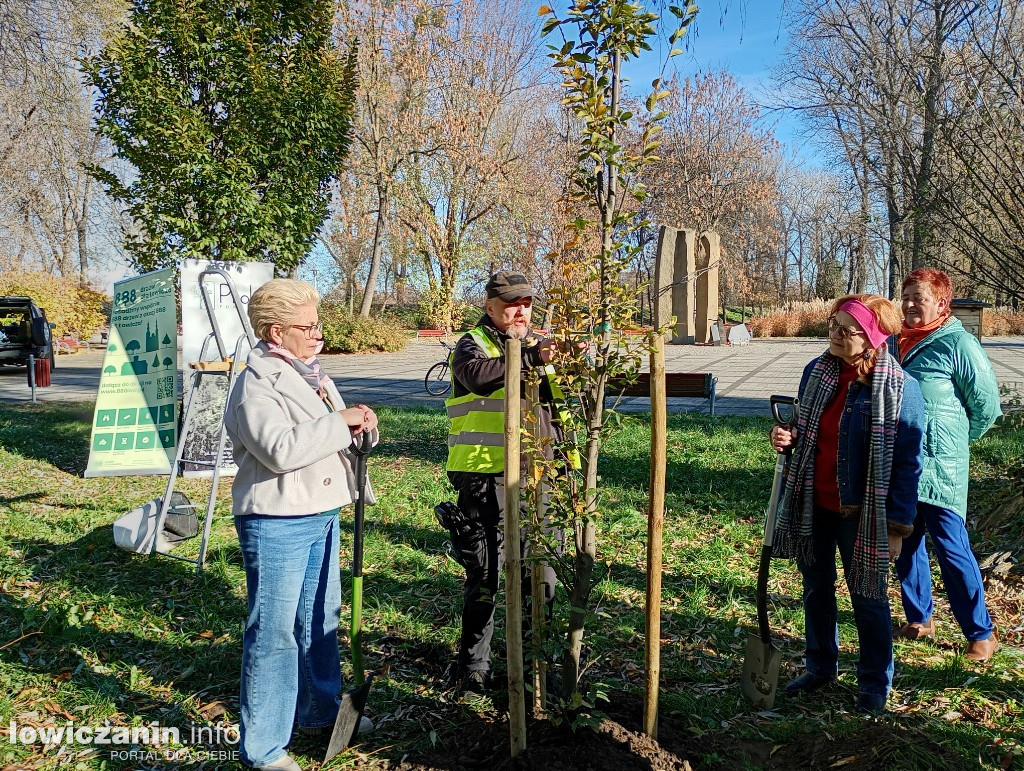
top-left (504, 338), bottom-right (527, 757)
top-left (643, 333), bottom-right (667, 738)
top-left (526, 379), bottom-right (547, 716)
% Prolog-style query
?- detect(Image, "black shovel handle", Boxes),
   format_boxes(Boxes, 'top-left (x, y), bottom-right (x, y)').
top-left (770, 394), bottom-right (798, 434)
top-left (351, 429), bottom-right (373, 579)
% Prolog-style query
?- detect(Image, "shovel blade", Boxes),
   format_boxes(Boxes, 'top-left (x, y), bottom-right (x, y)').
top-left (324, 674), bottom-right (374, 762)
top-left (741, 633), bottom-right (783, 710)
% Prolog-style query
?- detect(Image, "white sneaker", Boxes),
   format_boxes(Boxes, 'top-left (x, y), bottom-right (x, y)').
top-left (260, 753), bottom-right (302, 771)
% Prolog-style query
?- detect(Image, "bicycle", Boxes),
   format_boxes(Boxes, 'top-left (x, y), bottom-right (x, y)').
top-left (423, 339), bottom-right (456, 396)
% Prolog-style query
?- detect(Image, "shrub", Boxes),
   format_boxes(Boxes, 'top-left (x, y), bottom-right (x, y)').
top-left (377, 304), bottom-right (482, 331)
top-left (984, 308), bottom-right (1024, 336)
top-left (0, 271), bottom-right (107, 339)
top-left (415, 295), bottom-right (479, 332)
top-left (320, 305), bottom-right (408, 353)
top-left (750, 300), bottom-right (830, 338)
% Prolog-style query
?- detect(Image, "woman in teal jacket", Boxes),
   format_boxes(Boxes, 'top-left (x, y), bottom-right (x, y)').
top-left (892, 269), bottom-right (1003, 663)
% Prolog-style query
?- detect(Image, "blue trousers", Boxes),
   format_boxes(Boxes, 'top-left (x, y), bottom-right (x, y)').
top-left (798, 509), bottom-right (893, 698)
top-left (895, 502), bottom-right (994, 641)
top-left (235, 511), bottom-right (343, 768)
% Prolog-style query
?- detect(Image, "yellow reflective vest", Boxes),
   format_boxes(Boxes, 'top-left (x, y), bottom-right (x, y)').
top-left (445, 326), bottom-right (572, 473)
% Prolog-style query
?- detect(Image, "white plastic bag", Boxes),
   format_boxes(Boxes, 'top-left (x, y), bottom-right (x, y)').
top-left (113, 492), bottom-right (197, 554)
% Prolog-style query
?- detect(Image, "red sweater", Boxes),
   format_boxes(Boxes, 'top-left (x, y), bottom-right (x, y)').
top-left (813, 364), bottom-right (859, 513)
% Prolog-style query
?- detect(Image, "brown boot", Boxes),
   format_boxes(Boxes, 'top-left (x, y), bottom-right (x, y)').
top-left (894, 618), bottom-right (935, 640)
top-left (964, 631), bottom-right (999, 664)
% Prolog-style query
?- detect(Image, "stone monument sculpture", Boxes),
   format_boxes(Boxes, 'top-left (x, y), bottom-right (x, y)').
top-left (654, 225), bottom-right (721, 344)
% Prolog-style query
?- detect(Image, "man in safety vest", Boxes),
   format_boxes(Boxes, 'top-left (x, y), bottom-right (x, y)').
top-left (442, 270), bottom-right (568, 695)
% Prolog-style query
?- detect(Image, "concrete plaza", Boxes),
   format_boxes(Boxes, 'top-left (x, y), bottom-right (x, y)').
top-left (3, 336), bottom-right (1022, 418)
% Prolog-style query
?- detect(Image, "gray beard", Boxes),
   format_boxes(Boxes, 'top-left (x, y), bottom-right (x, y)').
top-left (506, 324), bottom-right (529, 340)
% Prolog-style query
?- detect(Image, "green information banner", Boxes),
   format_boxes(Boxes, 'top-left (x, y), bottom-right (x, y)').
top-left (85, 268), bottom-right (178, 477)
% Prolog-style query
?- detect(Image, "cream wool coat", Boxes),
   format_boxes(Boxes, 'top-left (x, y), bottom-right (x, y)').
top-left (224, 343), bottom-right (376, 517)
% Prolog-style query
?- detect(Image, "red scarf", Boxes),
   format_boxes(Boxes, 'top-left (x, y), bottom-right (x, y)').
top-left (897, 313), bottom-right (949, 362)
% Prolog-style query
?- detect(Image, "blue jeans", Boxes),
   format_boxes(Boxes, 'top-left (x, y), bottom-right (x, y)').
top-left (798, 509), bottom-right (894, 698)
top-left (895, 502), bottom-right (994, 641)
top-left (235, 511), bottom-right (343, 768)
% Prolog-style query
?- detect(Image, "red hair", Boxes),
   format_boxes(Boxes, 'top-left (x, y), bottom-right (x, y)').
top-left (902, 268), bottom-right (953, 306)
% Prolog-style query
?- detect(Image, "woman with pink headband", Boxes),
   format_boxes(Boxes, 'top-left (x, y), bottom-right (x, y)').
top-left (770, 293), bottom-right (925, 715)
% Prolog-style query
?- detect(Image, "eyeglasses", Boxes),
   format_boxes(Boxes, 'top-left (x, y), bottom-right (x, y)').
top-left (827, 316), bottom-right (864, 340)
top-left (290, 322), bottom-right (323, 339)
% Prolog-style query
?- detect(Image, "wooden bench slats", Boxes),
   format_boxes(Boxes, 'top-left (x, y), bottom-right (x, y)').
top-left (606, 372), bottom-right (718, 415)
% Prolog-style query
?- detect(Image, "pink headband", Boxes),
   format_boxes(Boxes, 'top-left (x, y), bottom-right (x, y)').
top-left (838, 299), bottom-right (889, 348)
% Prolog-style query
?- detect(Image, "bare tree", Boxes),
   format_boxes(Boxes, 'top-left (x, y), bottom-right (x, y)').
top-left (393, 0), bottom-right (546, 329)
top-left (777, 0), bottom-right (979, 296)
top-left (934, 2), bottom-right (1024, 304)
top-left (0, 0), bottom-right (125, 282)
top-left (777, 168), bottom-right (867, 300)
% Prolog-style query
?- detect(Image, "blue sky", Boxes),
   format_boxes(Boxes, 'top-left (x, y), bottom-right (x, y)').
top-left (617, 0), bottom-right (818, 164)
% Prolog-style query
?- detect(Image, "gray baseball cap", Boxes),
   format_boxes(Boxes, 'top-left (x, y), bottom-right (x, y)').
top-left (485, 271), bottom-right (534, 302)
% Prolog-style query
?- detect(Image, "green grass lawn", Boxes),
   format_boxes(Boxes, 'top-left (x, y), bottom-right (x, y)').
top-left (0, 403), bottom-right (1021, 769)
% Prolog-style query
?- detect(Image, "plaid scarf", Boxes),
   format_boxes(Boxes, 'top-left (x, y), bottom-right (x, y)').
top-left (773, 349), bottom-right (905, 600)
top-left (263, 340), bottom-right (333, 404)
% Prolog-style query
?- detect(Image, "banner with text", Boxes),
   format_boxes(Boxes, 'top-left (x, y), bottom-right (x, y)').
top-left (85, 268), bottom-right (178, 477)
top-left (179, 260), bottom-right (273, 477)
top-left (180, 259), bottom-right (274, 365)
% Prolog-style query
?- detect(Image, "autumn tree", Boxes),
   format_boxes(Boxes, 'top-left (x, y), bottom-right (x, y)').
top-left (393, 0), bottom-right (547, 330)
top-left (538, 0), bottom-right (698, 703)
top-left (650, 71), bottom-right (780, 235)
top-left (337, 0), bottom-right (435, 316)
top-left (646, 70), bottom-right (781, 315)
top-left (85, 0), bottom-right (357, 274)
top-left (0, 271), bottom-right (106, 338)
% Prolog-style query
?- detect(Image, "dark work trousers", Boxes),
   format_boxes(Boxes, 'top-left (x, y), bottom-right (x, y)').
top-left (449, 471), bottom-right (561, 674)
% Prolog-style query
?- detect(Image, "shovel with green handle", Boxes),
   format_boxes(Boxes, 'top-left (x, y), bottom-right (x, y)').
top-left (741, 394), bottom-right (798, 710)
top-left (325, 429), bottom-right (375, 761)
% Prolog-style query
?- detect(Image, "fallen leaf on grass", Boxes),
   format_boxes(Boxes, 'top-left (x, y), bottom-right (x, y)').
top-left (199, 701), bottom-right (226, 720)
top-left (43, 702), bottom-right (74, 720)
top-left (830, 755), bottom-right (861, 767)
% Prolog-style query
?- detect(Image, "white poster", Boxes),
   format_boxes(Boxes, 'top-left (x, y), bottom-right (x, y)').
top-left (179, 259), bottom-right (274, 365)
top-left (179, 260), bottom-right (273, 477)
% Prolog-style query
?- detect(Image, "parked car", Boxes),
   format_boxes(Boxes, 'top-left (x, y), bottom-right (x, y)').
top-left (0, 296), bottom-right (56, 370)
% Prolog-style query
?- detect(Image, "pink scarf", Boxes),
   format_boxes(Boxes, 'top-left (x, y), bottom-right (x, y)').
top-left (264, 340), bottom-right (333, 403)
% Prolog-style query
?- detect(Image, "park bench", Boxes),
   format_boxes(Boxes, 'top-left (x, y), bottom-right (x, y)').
top-left (607, 371), bottom-right (718, 415)
top-left (416, 329), bottom-right (447, 338)
top-left (56, 336), bottom-right (88, 354)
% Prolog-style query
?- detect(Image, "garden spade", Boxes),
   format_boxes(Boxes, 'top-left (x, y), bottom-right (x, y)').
top-left (326, 429), bottom-right (375, 761)
top-left (742, 395), bottom-right (797, 710)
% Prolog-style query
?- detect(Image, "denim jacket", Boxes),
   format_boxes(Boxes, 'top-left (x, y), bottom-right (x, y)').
top-left (798, 358), bottom-right (925, 529)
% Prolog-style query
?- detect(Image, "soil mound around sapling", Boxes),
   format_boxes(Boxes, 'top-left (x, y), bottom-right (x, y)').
top-left (388, 690), bottom-right (969, 770)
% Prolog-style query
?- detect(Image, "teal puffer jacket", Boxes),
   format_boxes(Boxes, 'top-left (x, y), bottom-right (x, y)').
top-left (890, 318), bottom-right (1002, 519)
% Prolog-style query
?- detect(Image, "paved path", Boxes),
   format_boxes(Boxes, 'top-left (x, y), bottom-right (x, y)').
top-left (3, 337), bottom-right (1022, 417)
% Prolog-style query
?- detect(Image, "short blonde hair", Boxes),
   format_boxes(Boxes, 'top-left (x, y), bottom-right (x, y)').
top-left (248, 279), bottom-right (320, 341)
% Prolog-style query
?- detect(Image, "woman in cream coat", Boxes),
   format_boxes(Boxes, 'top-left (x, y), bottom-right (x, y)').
top-left (224, 279), bottom-right (377, 771)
